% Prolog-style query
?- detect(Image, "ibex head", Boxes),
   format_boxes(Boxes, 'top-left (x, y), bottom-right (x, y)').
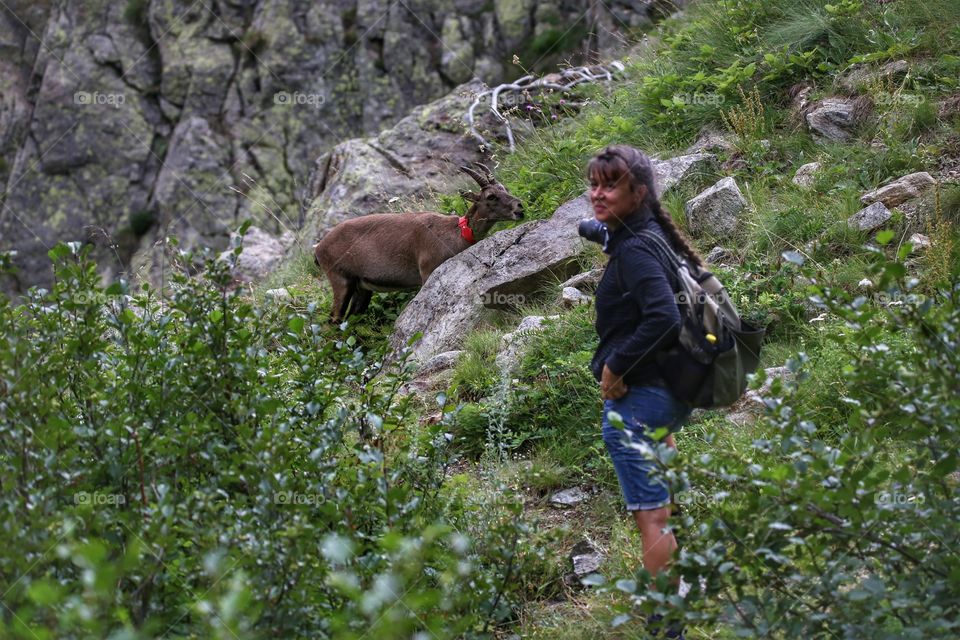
top-left (459, 162), bottom-right (524, 223)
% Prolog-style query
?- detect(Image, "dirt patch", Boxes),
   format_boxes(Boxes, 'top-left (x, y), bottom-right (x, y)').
top-left (938, 92), bottom-right (960, 121)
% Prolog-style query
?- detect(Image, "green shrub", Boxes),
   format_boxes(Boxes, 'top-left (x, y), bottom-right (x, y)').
top-left (938, 183), bottom-right (960, 226)
top-left (503, 308), bottom-right (602, 465)
top-left (450, 402), bottom-right (489, 458)
top-left (450, 330), bottom-right (502, 401)
top-left (595, 242), bottom-right (960, 637)
top-left (907, 99), bottom-right (938, 138)
top-left (0, 240), bottom-right (547, 638)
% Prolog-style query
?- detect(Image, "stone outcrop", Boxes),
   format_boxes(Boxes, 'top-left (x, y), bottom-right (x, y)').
top-left (560, 269), bottom-right (604, 291)
top-left (0, 0), bottom-right (654, 293)
top-left (848, 202), bottom-right (892, 232)
top-left (860, 172), bottom-right (935, 208)
top-left (806, 97), bottom-right (870, 141)
top-left (651, 153), bottom-right (718, 197)
top-left (793, 162), bottom-right (822, 189)
top-left (390, 195), bottom-right (593, 363)
top-left (684, 177), bottom-right (747, 238)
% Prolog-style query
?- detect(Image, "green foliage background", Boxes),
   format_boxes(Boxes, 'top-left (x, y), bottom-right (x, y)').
top-left (3, 0), bottom-right (960, 637)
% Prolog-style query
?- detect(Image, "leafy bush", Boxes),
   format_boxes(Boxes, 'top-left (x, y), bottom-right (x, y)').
top-left (449, 402), bottom-right (488, 458)
top-left (504, 308), bottom-right (605, 468)
top-left (450, 330), bottom-right (502, 402)
top-left (0, 239), bottom-right (546, 638)
top-left (595, 241), bottom-right (960, 637)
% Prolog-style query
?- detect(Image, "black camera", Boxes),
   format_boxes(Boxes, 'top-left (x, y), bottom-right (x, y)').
top-left (578, 218), bottom-right (609, 250)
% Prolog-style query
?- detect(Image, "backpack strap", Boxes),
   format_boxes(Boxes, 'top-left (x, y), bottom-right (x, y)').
top-left (611, 228), bottom-right (685, 295)
top-left (638, 229), bottom-right (683, 271)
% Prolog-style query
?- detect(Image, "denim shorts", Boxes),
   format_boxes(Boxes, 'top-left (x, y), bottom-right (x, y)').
top-left (602, 385), bottom-right (691, 511)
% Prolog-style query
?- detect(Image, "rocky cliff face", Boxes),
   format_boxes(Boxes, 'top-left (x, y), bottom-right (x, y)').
top-left (0, 0), bottom-right (664, 291)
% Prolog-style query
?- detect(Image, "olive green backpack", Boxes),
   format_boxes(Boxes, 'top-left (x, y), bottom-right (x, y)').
top-left (620, 230), bottom-right (765, 409)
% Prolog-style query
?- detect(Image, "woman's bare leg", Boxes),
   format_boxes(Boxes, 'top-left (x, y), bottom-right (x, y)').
top-left (633, 506), bottom-right (677, 575)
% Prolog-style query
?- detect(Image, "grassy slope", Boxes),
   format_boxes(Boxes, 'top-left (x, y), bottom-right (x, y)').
top-left (253, 1), bottom-right (960, 635)
top-left (435, 0), bottom-right (960, 637)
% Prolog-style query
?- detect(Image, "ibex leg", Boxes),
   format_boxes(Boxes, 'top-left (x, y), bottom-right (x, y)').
top-left (351, 288), bottom-right (373, 315)
top-left (325, 269), bottom-right (356, 323)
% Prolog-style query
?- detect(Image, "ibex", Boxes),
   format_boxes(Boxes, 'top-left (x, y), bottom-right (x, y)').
top-left (314, 163), bottom-right (524, 323)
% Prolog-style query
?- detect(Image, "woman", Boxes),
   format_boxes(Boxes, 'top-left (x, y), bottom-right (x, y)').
top-left (588, 145), bottom-right (703, 586)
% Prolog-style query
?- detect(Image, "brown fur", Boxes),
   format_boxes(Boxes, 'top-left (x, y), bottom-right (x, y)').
top-left (314, 164), bottom-right (523, 322)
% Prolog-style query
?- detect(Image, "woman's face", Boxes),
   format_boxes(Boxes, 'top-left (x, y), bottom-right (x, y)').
top-left (589, 171), bottom-right (645, 230)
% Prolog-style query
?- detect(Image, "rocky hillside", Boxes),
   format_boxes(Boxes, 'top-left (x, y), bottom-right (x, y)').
top-left (0, 0), bottom-right (672, 293)
top-left (2, 0), bottom-right (960, 638)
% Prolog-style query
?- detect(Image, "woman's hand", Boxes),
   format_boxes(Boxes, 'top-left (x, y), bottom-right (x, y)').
top-left (601, 364), bottom-right (628, 400)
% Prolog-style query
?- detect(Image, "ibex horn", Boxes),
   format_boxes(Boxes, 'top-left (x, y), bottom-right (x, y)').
top-left (471, 161), bottom-right (496, 184)
top-left (459, 164), bottom-right (489, 188)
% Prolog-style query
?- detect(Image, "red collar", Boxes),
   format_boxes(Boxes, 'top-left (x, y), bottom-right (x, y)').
top-left (458, 216), bottom-right (475, 244)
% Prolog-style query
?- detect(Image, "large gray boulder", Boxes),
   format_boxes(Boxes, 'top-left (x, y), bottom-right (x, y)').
top-left (390, 195), bottom-right (593, 363)
top-left (684, 177), bottom-right (747, 238)
top-left (1, 0), bottom-right (655, 294)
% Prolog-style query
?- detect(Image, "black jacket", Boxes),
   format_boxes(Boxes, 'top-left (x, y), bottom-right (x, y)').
top-left (590, 206), bottom-right (682, 387)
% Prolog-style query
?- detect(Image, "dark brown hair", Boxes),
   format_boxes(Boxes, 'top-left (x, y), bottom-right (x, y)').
top-left (587, 144), bottom-right (704, 268)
